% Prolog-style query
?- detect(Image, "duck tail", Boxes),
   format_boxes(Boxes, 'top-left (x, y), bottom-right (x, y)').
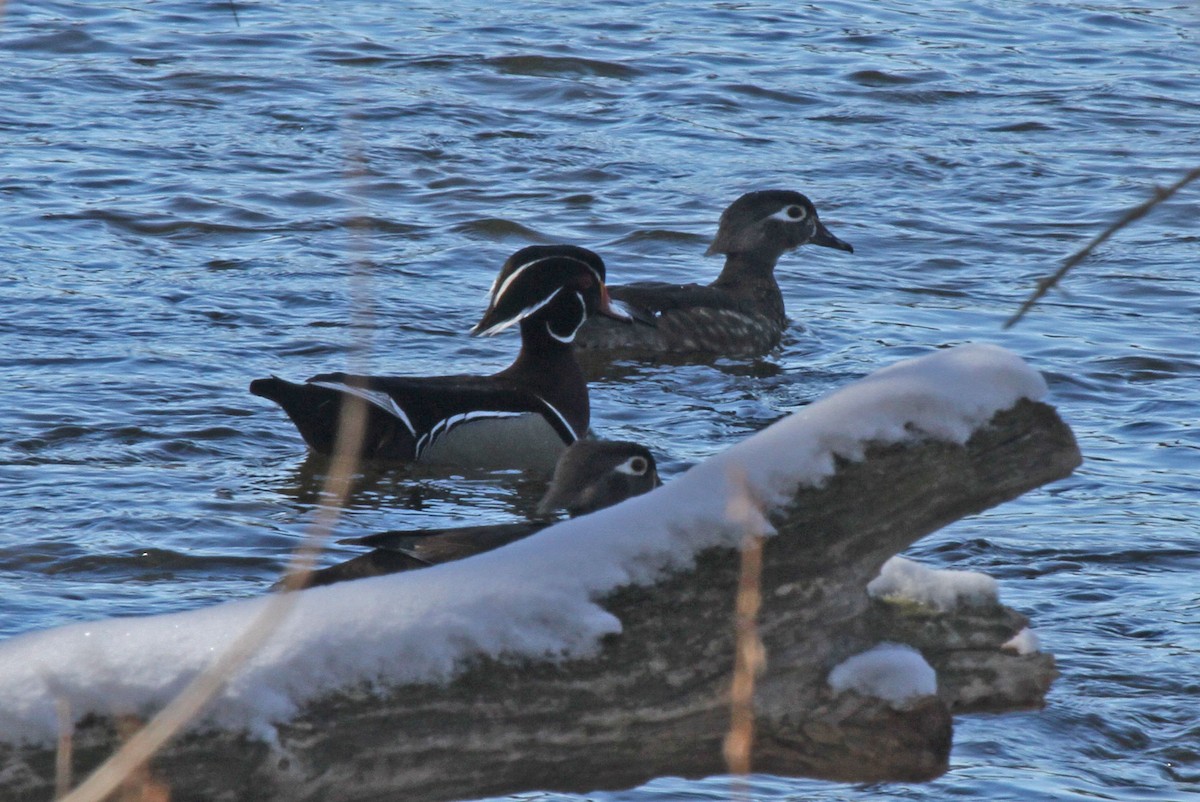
top-left (249, 376), bottom-right (342, 455)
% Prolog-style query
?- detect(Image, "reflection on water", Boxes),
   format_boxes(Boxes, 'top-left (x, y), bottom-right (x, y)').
top-left (2, 0), bottom-right (1198, 799)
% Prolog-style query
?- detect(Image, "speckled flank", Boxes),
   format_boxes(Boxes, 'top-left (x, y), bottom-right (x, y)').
top-left (579, 306), bottom-right (782, 355)
top-left (574, 190), bottom-right (850, 357)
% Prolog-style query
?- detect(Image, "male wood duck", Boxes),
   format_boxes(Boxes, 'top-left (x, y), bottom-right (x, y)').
top-left (290, 440), bottom-right (660, 588)
top-left (250, 245), bottom-right (631, 472)
top-left (573, 190), bottom-right (854, 356)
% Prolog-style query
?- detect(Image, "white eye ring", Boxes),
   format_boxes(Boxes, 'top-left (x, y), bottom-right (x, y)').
top-left (616, 456), bottom-right (649, 475)
top-left (769, 204), bottom-right (807, 222)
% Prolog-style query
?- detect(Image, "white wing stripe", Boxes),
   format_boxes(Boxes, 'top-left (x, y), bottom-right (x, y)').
top-left (415, 410), bottom-right (528, 460)
top-left (311, 381), bottom-right (416, 436)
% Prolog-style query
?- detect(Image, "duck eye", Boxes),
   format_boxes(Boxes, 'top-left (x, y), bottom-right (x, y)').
top-left (616, 456), bottom-right (648, 476)
top-left (768, 204), bottom-right (809, 223)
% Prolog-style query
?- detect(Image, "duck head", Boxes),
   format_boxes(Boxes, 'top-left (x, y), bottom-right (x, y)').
top-left (537, 439), bottom-right (661, 517)
top-left (471, 244), bottom-right (632, 343)
top-left (706, 189), bottom-right (854, 262)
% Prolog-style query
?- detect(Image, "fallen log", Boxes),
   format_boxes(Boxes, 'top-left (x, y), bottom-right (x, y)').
top-left (0, 345), bottom-right (1081, 801)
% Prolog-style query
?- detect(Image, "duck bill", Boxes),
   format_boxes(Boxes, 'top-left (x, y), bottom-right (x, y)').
top-left (598, 285), bottom-right (635, 324)
top-left (810, 221), bottom-right (854, 254)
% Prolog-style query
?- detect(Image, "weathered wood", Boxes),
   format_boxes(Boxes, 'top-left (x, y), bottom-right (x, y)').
top-left (0, 399), bottom-right (1080, 802)
top-left (866, 598), bottom-right (1059, 713)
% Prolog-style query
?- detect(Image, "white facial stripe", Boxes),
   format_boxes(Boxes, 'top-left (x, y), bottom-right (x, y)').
top-left (415, 410), bottom-right (527, 460)
top-left (492, 254), bottom-right (590, 303)
top-left (520, 285), bottom-right (564, 322)
top-left (311, 381), bottom-right (416, 436)
top-left (474, 317), bottom-right (516, 338)
top-left (476, 286), bottom-right (564, 337)
top-left (492, 256), bottom-right (552, 302)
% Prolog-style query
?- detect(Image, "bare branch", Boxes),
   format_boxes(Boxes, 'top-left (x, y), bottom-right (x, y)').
top-left (1005, 165), bottom-right (1200, 329)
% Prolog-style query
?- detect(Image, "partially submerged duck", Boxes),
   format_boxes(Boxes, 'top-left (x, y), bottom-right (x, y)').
top-left (287, 439), bottom-right (661, 588)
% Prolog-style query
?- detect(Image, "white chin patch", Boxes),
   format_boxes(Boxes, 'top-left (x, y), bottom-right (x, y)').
top-left (546, 292), bottom-right (586, 343)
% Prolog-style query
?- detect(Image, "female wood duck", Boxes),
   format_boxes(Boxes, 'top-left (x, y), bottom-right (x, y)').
top-left (250, 245), bottom-right (631, 472)
top-left (573, 190), bottom-right (854, 356)
top-left (290, 440), bottom-right (661, 588)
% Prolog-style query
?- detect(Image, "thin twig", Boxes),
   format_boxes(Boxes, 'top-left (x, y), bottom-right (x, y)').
top-left (1005, 165), bottom-right (1200, 329)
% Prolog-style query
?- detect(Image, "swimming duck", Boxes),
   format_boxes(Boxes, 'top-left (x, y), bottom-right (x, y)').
top-left (292, 439), bottom-right (660, 588)
top-left (573, 190), bottom-right (853, 356)
top-left (250, 245), bottom-right (631, 472)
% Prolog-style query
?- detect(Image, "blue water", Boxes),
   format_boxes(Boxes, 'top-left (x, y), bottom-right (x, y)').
top-left (2, 0), bottom-right (1198, 799)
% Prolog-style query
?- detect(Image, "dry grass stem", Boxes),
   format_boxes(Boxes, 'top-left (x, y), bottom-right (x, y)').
top-left (58, 398), bottom-right (369, 802)
top-left (112, 716), bottom-right (171, 802)
top-left (54, 696), bottom-right (73, 800)
top-left (1005, 165), bottom-right (1200, 329)
top-left (57, 140), bottom-right (376, 802)
top-left (723, 467), bottom-right (768, 786)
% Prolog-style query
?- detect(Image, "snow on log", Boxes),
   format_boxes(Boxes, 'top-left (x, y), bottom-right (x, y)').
top-left (0, 344), bottom-right (1081, 801)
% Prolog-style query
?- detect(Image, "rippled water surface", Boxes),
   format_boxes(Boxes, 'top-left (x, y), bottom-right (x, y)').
top-left (2, 1), bottom-right (1198, 799)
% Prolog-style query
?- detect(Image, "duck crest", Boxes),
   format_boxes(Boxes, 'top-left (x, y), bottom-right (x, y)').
top-left (471, 245), bottom-right (608, 339)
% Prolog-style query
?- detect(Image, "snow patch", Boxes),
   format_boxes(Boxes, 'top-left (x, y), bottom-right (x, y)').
top-left (868, 556), bottom-right (999, 612)
top-left (0, 343), bottom-right (1046, 744)
top-left (828, 643), bottom-right (937, 708)
top-left (1002, 627), bottom-right (1041, 655)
